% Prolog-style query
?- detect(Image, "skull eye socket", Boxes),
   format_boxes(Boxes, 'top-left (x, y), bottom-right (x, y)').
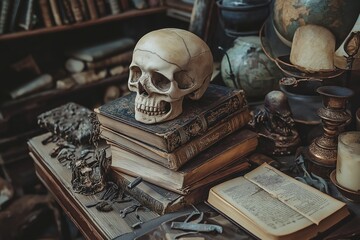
top-left (174, 71), bottom-right (194, 89)
top-left (152, 72), bottom-right (171, 91)
top-left (130, 66), bottom-right (142, 82)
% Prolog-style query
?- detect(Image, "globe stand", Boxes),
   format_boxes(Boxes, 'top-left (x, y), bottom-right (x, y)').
top-left (306, 86), bottom-right (353, 179)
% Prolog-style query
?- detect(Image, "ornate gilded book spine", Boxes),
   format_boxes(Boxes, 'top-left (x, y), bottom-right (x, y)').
top-left (164, 90), bottom-right (248, 152)
top-left (169, 108), bottom-right (251, 170)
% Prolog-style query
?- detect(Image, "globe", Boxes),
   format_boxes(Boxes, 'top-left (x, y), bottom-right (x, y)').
top-left (221, 36), bottom-right (283, 99)
top-left (273, 0), bottom-right (360, 47)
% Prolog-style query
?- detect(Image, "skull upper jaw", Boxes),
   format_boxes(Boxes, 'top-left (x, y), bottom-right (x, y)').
top-left (134, 94), bottom-right (183, 124)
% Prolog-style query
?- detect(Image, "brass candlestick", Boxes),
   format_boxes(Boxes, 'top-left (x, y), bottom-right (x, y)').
top-left (306, 86), bottom-right (354, 178)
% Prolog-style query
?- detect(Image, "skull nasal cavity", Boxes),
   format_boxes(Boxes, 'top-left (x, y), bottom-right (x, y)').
top-left (137, 81), bottom-right (148, 96)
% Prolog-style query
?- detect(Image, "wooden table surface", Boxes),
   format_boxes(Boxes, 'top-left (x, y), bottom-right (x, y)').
top-left (28, 133), bottom-right (360, 240)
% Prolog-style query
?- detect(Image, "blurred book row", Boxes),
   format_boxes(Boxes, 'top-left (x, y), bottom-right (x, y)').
top-left (0, 0), bottom-right (163, 34)
top-left (7, 37), bottom-right (134, 101)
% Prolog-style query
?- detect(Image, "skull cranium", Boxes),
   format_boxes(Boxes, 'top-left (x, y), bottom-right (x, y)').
top-left (128, 28), bottom-right (213, 124)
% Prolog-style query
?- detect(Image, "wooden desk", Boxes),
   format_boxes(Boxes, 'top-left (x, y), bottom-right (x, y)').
top-left (28, 133), bottom-right (160, 239)
top-left (28, 133), bottom-right (360, 240)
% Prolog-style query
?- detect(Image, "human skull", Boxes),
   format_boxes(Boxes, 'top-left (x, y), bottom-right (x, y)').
top-left (128, 28), bottom-right (213, 124)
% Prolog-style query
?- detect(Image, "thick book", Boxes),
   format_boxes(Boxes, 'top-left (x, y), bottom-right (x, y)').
top-left (207, 163), bottom-right (350, 240)
top-left (111, 161), bottom-right (250, 215)
top-left (111, 128), bottom-right (258, 194)
top-left (102, 110), bottom-right (253, 170)
top-left (95, 84), bottom-right (250, 153)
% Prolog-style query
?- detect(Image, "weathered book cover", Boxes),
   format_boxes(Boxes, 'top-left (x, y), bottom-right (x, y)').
top-left (102, 109), bottom-right (252, 170)
top-left (110, 128), bottom-right (258, 194)
top-left (111, 160), bottom-right (251, 215)
top-left (37, 102), bottom-right (97, 145)
top-left (95, 84), bottom-right (249, 152)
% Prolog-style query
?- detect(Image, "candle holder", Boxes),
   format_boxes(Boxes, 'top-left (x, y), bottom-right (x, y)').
top-left (306, 86), bottom-right (354, 178)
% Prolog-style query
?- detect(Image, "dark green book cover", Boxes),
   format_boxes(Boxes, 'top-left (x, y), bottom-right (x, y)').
top-left (95, 84), bottom-right (249, 152)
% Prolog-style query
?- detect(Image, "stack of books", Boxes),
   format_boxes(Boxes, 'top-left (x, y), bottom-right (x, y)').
top-left (95, 84), bottom-right (258, 214)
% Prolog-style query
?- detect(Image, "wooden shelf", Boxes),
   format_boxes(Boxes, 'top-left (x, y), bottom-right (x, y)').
top-left (0, 7), bottom-right (167, 42)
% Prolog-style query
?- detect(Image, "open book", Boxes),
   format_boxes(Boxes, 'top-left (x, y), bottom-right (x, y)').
top-left (207, 163), bottom-right (350, 240)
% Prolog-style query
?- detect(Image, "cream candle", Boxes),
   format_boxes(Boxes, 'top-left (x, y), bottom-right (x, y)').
top-left (336, 131), bottom-right (360, 191)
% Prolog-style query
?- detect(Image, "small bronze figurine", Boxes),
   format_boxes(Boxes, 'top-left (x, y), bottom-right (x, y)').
top-left (252, 90), bottom-right (301, 155)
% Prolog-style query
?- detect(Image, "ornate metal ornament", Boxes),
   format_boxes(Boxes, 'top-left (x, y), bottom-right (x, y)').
top-left (37, 103), bottom-right (110, 195)
top-left (252, 90), bottom-right (301, 155)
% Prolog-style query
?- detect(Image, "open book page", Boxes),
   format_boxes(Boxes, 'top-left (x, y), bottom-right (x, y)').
top-left (212, 177), bottom-right (313, 236)
top-left (245, 163), bottom-right (346, 225)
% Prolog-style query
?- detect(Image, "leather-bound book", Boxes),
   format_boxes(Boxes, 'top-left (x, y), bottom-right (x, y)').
top-left (102, 111), bottom-right (253, 170)
top-left (111, 160), bottom-right (250, 215)
top-left (95, 84), bottom-right (250, 153)
top-left (110, 128), bottom-right (258, 194)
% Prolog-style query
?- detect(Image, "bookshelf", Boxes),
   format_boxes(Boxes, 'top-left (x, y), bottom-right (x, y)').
top-left (0, 7), bottom-right (167, 42)
top-left (0, 5), bottom-right (190, 238)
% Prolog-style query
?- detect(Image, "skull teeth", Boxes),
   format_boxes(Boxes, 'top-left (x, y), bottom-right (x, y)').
top-left (136, 103), bottom-right (169, 115)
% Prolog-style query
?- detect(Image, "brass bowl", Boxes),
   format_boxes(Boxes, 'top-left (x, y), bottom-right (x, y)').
top-left (330, 170), bottom-right (360, 202)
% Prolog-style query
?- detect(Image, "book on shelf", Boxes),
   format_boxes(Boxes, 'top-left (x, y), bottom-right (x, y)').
top-left (9, 0), bottom-right (22, 32)
top-left (39, 0), bottom-right (53, 27)
top-left (207, 163), bottom-right (350, 240)
top-left (95, 84), bottom-right (250, 153)
top-left (85, 0), bottom-right (98, 19)
top-left (101, 110), bottom-right (253, 170)
top-left (0, 0), bottom-right (11, 34)
top-left (78, 0), bottom-right (90, 20)
top-left (17, 0), bottom-right (35, 30)
top-left (69, 0), bottom-right (84, 22)
top-left (49, 0), bottom-right (62, 26)
top-left (106, 0), bottom-right (121, 15)
top-left (111, 160), bottom-right (251, 215)
top-left (67, 37), bottom-right (135, 62)
top-left (119, 0), bottom-right (130, 11)
top-left (94, 0), bottom-right (107, 17)
top-left (59, 0), bottom-right (76, 24)
top-left (110, 128), bottom-right (258, 194)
